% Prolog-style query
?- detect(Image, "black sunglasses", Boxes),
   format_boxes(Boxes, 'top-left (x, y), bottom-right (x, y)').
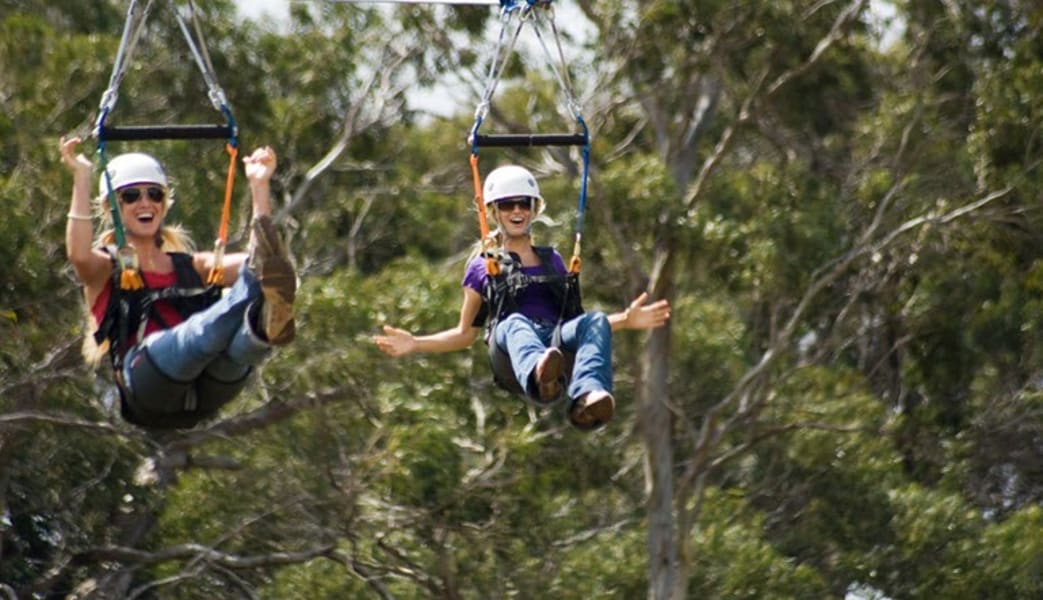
top-left (496, 198), bottom-right (533, 212)
top-left (119, 186), bottom-right (165, 204)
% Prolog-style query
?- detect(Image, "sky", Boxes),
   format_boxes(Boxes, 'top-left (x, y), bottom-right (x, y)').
top-left (232, 0), bottom-right (290, 22)
top-left (229, 0), bottom-right (590, 119)
top-left (229, 0), bottom-right (903, 119)
top-left (232, 0), bottom-right (501, 22)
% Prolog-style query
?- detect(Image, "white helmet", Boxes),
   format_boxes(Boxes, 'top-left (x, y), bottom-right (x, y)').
top-left (99, 152), bottom-right (168, 197)
top-left (483, 165), bottom-right (543, 214)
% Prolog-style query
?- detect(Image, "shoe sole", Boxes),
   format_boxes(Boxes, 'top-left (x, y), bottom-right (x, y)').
top-left (536, 348), bottom-right (563, 403)
top-left (253, 217), bottom-right (297, 345)
top-left (570, 392), bottom-right (615, 430)
top-left (260, 258), bottom-right (296, 345)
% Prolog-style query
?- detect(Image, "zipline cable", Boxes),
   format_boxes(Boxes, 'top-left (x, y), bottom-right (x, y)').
top-left (93, 0), bottom-right (240, 289)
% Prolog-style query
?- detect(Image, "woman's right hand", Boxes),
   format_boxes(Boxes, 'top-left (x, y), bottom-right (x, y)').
top-left (59, 136), bottom-right (93, 179)
top-left (373, 325), bottom-right (416, 357)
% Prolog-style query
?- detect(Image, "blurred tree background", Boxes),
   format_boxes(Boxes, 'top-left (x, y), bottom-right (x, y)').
top-left (1, 0), bottom-right (1040, 598)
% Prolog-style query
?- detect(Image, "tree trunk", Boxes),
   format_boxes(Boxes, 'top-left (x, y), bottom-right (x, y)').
top-left (642, 254), bottom-right (677, 599)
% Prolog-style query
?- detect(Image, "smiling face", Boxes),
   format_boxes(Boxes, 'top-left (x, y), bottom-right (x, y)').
top-left (117, 183), bottom-right (167, 238)
top-left (494, 196), bottom-right (535, 238)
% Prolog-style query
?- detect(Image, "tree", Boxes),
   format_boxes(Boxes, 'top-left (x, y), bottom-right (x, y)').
top-left (575, 0), bottom-right (1041, 596)
top-left (3, 0), bottom-right (1041, 597)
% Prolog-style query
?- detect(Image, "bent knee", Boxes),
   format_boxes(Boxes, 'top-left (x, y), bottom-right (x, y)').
top-left (583, 311), bottom-right (610, 331)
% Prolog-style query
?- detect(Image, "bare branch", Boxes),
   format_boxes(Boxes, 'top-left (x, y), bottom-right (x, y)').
top-left (551, 518), bottom-right (638, 548)
top-left (680, 66), bottom-right (767, 212)
top-left (681, 0), bottom-right (869, 213)
top-left (0, 335), bottom-right (85, 398)
top-left (278, 41), bottom-right (417, 223)
top-left (78, 542), bottom-right (335, 570)
top-left (675, 185), bottom-right (1012, 524)
top-left (708, 420), bottom-right (876, 472)
top-left (766, 0), bottom-right (868, 97)
top-left (0, 410), bottom-right (129, 437)
top-left (164, 384), bottom-right (362, 452)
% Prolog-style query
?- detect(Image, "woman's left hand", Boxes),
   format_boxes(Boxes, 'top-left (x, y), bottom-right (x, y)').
top-left (244, 146), bottom-right (277, 183)
top-left (624, 292), bottom-right (672, 330)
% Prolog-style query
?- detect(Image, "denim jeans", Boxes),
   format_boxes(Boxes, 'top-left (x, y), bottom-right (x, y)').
top-left (125, 262), bottom-right (271, 385)
top-left (493, 311), bottom-right (613, 402)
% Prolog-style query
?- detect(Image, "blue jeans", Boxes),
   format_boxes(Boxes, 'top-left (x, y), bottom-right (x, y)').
top-left (493, 311), bottom-right (613, 402)
top-left (125, 262), bottom-right (271, 386)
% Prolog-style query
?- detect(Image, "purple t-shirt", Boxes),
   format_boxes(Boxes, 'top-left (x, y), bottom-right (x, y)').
top-left (462, 249), bottom-right (567, 325)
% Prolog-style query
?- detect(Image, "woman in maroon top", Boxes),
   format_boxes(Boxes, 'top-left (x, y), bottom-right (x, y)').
top-left (60, 137), bottom-right (296, 427)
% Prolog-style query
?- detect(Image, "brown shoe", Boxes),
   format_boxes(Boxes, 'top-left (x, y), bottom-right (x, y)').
top-left (569, 390), bottom-right (614, 430)
top-left (251, 216), bottom-right (296, 345)
top-left (534, 347), bottom-right (563, 403)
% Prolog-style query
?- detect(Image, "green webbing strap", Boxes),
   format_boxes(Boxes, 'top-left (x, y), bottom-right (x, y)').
top-left (93, 0), bottom-right (238, 291)
top-left (96, 144), bottom-right (145, 290)
top-left (96, 145), bottom-right (126, 249)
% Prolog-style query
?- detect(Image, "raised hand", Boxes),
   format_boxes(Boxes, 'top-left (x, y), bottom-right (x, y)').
top-left (59, 136), bottom-right (93, 179)
top-left (243, 146), bottom-right (277, 183)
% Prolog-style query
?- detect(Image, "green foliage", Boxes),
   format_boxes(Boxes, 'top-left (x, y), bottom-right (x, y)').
top-left (3, 0), bottom-right (1043, 598)
top-left (0, 424), bottom-right (150, 590)
top-left (886, 485), bottom-right (994, 598)
top-left (550, 527), bottom-right (647, 599)
top-left (689, 488), bottom-right (830, 598)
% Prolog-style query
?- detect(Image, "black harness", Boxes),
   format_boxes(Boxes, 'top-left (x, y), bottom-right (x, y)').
top-left (473, 246), bottom-right (583, 395)
top-left (473, 246), bottom-right (584, 338)
top-left (93, 248), bottom-right (220, 375)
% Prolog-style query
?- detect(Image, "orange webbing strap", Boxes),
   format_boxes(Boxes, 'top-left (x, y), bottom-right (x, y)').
top-left (469, 153), bottom-right (501, 276)
top-left (568, 233), bottom-right (582, 274)
top-left (118, 246), bottom-right (145, 290)
top-left (207, 142), bottom-right (238, 285)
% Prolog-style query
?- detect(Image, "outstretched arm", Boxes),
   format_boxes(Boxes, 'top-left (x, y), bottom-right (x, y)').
top-left (608, 292), bottom-right (672, 332)
top-left (374, 287), bottom-right (484, 356)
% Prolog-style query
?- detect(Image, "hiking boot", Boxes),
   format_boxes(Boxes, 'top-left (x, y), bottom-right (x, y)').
top-left (568, 390), bottom-right (615, 431)
top-left (250, 215), bottom-right (296, 345)
top-left (534, 347), bottom-right (564, 404)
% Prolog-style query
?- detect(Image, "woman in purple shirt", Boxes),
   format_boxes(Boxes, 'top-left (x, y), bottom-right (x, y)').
top-left (374, 165), bottom-right (670, 430)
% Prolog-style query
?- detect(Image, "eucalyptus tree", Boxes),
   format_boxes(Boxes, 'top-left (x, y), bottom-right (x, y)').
top-left (569, 0), bottom-right (1042, 597)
